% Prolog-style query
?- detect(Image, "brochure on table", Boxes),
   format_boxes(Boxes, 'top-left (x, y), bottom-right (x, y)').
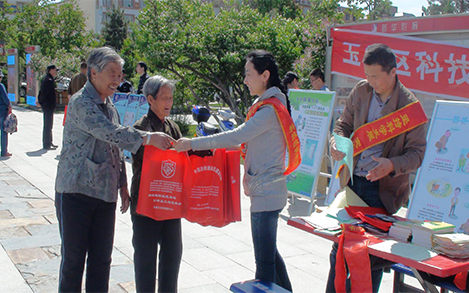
top-left (287, 89), bottom-right (336, 198)
top-left (408, 100), bottom-right (469, 235)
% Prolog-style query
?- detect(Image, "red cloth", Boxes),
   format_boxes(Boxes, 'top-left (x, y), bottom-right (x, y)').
top-left (454, 271), bottom-right (468, 291)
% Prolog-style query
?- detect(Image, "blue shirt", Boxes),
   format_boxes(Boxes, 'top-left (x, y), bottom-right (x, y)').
top-left (354, 90), bottom-right (391, 177)
top-left (0, 83), bottom-right (10, 111)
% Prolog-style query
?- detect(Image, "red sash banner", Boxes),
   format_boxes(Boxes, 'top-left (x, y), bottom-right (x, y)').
top-left (331, 28), bottom-right (469, 100)
top-left (351, 101), bottom-right (428, 156)
top-left (241, 97), bottom-right (301, 175)
top-left (63, 105), bottom-right (68, 126)
top-left (137, 147), bottom-right (241, 227)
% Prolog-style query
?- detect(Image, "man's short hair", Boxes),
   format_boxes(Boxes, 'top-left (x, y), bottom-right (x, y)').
top-left (309, 68), bottom-right (324, 82)
top-left (47, 64), bottom-right (58, 72)
top-left (137, 61), bottom-right (148, 72)
top-left (80, 62), bottom-right (87, 70)
top-left (363, 43), bottom-right (396, 73)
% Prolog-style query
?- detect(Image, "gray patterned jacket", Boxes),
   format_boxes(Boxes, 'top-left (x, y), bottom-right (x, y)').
top-left (55, 81), bottom-right (144, 203)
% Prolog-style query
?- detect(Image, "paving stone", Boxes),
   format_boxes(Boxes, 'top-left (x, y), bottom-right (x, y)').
top-left (8, 247), bottom-right (50, 265)
top-left (118, 281), bottom-right (135, 293)
top-left (27, 199), bottom-right (54, 210)
top-left (203, 263), bottom-right (254, 289)
top-left (0, 216), bottom-right (49, 228)
top-left (178, 261), bottom-right (217, 289)
top-left (1, 231), bottom-right (61, 251)
top-left (0, 209), bottom-right (14, 219)
top-left (182, 247), bottom-right (238, 272)
top-left (0, 226), bottom-right (30, 240)
top-left (43, 245), bottom-right (61, 259)
top-left (179, 283), bottom-right (230, 293)
top-left (43, 213), bottom-right (58, 224)
top-left (17, 257), bottom-right (60, 293)
top-left (110, 263), bottom-right (135, 284)
top-left (24, 223), bottom-right (58, 237)
top-left (195, 234), bottom-right (251, 255)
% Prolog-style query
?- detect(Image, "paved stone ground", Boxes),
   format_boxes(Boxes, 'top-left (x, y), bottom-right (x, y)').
top-left (0, 106), bottom-right (408, 292)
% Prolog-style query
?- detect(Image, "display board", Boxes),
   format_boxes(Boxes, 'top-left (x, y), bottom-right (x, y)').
top-left (407, 100), bottom-right (469, 234)
top-left (287, 89), bottom-right (336, 198)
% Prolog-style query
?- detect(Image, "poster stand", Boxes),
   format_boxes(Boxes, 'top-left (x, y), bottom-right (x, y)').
top-left (407, 100), bottom-right (469, 234)
top-left (286, 89), bottom-right (336, 214)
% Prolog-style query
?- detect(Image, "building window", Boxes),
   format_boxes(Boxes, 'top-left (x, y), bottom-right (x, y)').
top-left (122, 0), bottom-right (140, 9)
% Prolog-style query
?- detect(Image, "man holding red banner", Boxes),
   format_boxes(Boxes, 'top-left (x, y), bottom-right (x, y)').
top-left (130, 75), bottom-right (183, 293)
top-left (327, 43), bottom-right (428, 293)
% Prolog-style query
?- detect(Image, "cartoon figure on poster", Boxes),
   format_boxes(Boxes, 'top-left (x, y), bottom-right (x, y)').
top-left (448, 187), bottom-right (460, 218)
top-left (435, 129), bottom-right (451, 153)
top-left (427, 179), bottom-right (452, 198)
top-left (456, 150), bottom-right (469, 173)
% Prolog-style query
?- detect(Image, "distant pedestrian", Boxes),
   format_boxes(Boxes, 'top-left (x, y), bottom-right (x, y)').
top-left (0, 71), bottom-right (12, 157)
top-left (310, 68), bottom-right (329, 91)
top-left (136, 61), bottom-right (149, 94)
top-left (38, 64), bottom-right (58, 150)
top-left (117, 74), bottom-right (133, 93)
top-left (68, 62), bottom-right (87, 97)
top-left (282, 71), bottom-right (299, 90)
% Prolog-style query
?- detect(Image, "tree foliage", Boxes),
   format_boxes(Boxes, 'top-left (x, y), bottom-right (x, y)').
top-left (134, 0), bottom-right (326, 118)
top-left (422, 0), bottom-right (469, 15)
top-left (244, 0), bottom-right (301, 19)
top-left (346, 0), bottom-right (394, 20)
top-left (102, 6), bottom-right (128, 51)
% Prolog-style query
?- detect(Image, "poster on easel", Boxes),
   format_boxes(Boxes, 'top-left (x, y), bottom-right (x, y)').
top-left (286, 89), bottom-right (336, 198)
top-left (407, 100), bottom-right (469, 235)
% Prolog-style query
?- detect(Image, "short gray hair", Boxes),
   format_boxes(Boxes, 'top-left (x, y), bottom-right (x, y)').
top-left (87, 47), bottom-right (124, 79)
top-left (143, 75), bottom-right (175, 98)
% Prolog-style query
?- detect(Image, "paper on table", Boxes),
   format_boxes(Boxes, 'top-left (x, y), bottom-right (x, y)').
top-left (369, 240), bottom-right (437, 262)
top-left (328, 186), bottom-right (368, 209)
top-left (333, 133), bottom-right (354, 184)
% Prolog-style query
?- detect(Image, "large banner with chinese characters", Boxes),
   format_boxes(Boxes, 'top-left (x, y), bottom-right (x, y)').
top-left (331, 28), bottom-right (469, 100)
top-left (287, 89), bottom-right (336, 198)
top-left (407, 100), bottom-right (469, 235)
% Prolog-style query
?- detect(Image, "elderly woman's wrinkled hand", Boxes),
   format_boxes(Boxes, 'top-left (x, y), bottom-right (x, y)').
top-left (147, 132), bottom-right (176, 150)
top-left (174, 138), bottom-right (192, 152)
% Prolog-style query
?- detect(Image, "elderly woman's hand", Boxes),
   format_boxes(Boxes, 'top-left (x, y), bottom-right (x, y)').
top-left (119, 185), bottom-right (130, 213)
top-left (145, 132), bottom-right (176, 150)
top-left (174, 138), bottom-right (192, 152)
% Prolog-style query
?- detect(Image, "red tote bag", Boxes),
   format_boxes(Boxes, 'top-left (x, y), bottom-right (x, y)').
top-left (137, 147), bottom-right (190, 221)
top-left (185, 149), bottom-right (225, 226)
top-left (223, 149), bottom-right (241, 225)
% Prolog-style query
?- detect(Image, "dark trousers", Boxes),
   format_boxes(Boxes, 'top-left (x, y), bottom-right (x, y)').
top-left (0, 110), bottom-right (8, 156)
top-left (55, 192), bottom-right (116, 293)
top-left (325, 175), bottom-right (386, 293)
top-left (251, 209), bottom-right (292, 291)
top-left (131, 214), bottom-right (182, 293)
top-left (43, 107), bottom-right (54, 148)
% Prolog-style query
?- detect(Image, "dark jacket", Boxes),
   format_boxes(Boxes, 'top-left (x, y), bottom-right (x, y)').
top-left (334, 79), bottom-right (427, 214)
top-left (68, 72), bottom-right (87, 97)
top-left (136, 73), bottom-right (149, 94)
top-left (130, 109), bottom-right (182, 215)
top-left (117, 80), bottom-right (133, 93)
top-left (38, 73), bottom-right (56, 109)
top-left (0, 83), bottom-right (10, 112)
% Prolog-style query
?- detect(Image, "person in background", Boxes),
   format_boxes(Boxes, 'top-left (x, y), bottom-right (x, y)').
top-left (117, 74), bottom-right (134, 93)
top-left (131, 75), bottom-right (182, 293)
top-left (0, 71), bottom-right (12, 157)
top-left (68, 62), bottom-right (88, 98)
top-left (327, 43), bottom-right (427, 293)
top-left (136, 61), bottom-right (149, 94)
top-left (310, 68), bottom-right (329, 91)
top-left (54, 47), bottom-right (176, 293)
top-left (175, 50), bottom-right (294, 291)
top-left (38, 64), bottom-right (58, 150)
top-left (282, 71), bottom-right (299, 90)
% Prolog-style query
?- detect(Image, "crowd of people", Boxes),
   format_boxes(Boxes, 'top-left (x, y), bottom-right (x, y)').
top-left (5, 42), bottom-right (467, 293)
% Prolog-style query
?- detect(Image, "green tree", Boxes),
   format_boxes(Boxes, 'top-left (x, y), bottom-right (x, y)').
top-left (422, 0), bottom-right (469, 15)
top-left (346, 0), bottom-right (394, 20)
top-left (244, 0), bottom-right (301, 19)
top-left (134, 0), bottom-right (312, 118)
top-left (102, 6), bottom-right (128, 51)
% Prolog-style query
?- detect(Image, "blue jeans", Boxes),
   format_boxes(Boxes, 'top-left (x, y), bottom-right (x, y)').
top-left (55, 192), bottom-right (116, 293)
top-left (325, 175), bottom-right (385, 293)
top-left (131, 214), bottom-right (182, 293)
top-left (0, 110), bottom-right (8, 156)
top-left (251, 209), bottom-right (292, 291)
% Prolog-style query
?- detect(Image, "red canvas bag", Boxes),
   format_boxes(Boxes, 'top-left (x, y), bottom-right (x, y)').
top-left (136, 147), bottom-right (190, 221)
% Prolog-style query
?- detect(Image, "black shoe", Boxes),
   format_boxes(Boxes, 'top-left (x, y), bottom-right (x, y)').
top-left (44, 145), bottom-right (57, 150)
top-left (51, 143), bottom-right (58, 148)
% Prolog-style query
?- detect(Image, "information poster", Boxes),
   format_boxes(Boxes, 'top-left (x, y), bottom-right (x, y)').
top-left (287, 89), bottom-right (336, 198)
top-left (408, 100), bottom-right (469, 234)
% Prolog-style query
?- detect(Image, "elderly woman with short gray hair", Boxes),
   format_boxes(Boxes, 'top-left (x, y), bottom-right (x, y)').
top-left (130, 75), bottom-right (183, 293)
top-left (55, 47), bottom-right (174, 292)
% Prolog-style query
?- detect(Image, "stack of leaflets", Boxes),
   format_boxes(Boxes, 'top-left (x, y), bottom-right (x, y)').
top-left (432, 233), bottom-right (469, 258)
top-left (411, 221), bottom-right (455, 249)
top-left (388, 218), bottom-right (415, 242)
